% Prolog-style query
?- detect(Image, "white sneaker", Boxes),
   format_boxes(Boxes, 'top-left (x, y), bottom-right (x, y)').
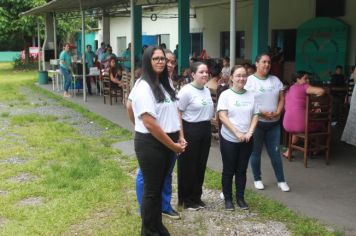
top-left (277, 182), bottom-right (290, 192)
top-left (254, 181), bottom-right (264, 190)
top-left (219, 192), bottom-right (224, 200)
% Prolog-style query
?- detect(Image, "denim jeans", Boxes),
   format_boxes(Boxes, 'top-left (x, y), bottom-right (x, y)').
top-left (250, 121), bottom-right (285, 182)
top-left (220, 135), bottom-right (253, 200)
top-left (60, 67), bottom-right (72, 92)
top-left (136, 154), bottom-right (177, 213)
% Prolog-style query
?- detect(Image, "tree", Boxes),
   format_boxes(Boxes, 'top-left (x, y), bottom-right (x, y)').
top-left (0, 0), bottom-right (46, 51)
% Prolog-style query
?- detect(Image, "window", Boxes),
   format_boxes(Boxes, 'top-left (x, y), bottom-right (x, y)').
top-left (316, 0), bottom-right (345, 17)
top-left (272, 29), bottom-right (296, 62)
top-left (191, 33), bottom-right (203, 57)
top-left (220, 31), bottom-right (245, 59)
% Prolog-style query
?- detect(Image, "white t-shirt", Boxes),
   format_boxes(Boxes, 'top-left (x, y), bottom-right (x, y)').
top-left (131, 79), bottom-right (180, 133)
top-left (178, 84), bottom-right (214, 122)
top-left (245, 74), bottom-right (283, 122)
top-left (217, 89), bottom-right (259, 143)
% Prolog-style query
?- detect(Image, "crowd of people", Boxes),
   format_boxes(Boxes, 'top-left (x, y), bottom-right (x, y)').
top-left (58, 42), bottom-right (355, 235)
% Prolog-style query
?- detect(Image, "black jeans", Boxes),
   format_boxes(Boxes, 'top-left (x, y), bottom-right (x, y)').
top-left (178, 120), bottom-right (211, 206)
top-left (220, 135), bottom-right (253, 200)
top-left (135, 131), bottom-right (178, 236)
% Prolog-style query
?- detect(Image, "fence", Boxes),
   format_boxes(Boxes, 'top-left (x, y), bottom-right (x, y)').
top-left (0, 51), bottom-right (21, 62)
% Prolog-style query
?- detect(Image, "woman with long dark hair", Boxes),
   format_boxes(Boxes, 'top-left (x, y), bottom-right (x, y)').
top-left (177, 62), bottom-right (214, 210)
top-left (129, 46), bottom-right (186, 235)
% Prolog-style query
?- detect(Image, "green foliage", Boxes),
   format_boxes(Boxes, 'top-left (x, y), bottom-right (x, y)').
top-left (13, 56), bottom-right (38, 71)
top-left (0, 0), bottom-right (46, 50)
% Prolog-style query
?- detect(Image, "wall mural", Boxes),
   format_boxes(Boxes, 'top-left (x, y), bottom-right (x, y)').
top-left (295, 17), bottom-right (349, 82)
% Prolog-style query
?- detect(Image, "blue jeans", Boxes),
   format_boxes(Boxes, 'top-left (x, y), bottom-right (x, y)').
top-left (136, 154), bottom-right (176, 213)
top-left (250, 121), bottom-right (285, 182)
top-left (60, 67), bottom-right (72, 92)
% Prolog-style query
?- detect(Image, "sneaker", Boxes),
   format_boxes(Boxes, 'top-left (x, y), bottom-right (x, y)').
top-left (254, 180), bottom-right (265, 190)
top-left (277, 182), bottom-right (290, 192)
top-left (224, 200), bottom-right (235, 211)
top-left (162, 209), bottom-right (181, 220)
top-left (236, 199), bottom-right (249, 210)
top-left (196, 200), bottom-right (206, 209)
top-left (219, 192), bottom-right (225, 200)
top-left (184, 203), bottom-right (201, 211)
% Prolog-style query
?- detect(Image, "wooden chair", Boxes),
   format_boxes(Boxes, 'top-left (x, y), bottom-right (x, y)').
top-left (121, 72), bottom-right (132, 106)
top-left (103, 75), bottom-right (123, 105)
top-left (287, 94), bottom-right (333, 167)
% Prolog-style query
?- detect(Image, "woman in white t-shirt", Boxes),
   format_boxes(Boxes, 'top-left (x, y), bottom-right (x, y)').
top-left (177, 62), bottom-right (214, 210)
top-left (217, 65), bottom-right (259, 211)
top-left (129, 46), bottom-right (186, 235)
top-left (245, 53), bottom-right (290, 192)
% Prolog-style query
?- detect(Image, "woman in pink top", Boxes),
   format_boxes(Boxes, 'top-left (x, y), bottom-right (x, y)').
top-left (283, 71), bottom-right (325, 157)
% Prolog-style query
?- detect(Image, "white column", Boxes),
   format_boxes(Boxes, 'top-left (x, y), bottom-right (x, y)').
top-left (130, 0), bottom-right (135, 86)
top-left (230, 0), bottom-right (236, 67)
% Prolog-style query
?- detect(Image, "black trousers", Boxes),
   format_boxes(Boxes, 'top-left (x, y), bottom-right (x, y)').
top-left (135, 131), bottom-right (178, 236)
top-left (178, 120), bottom-right (211, 206)
top-left (220, 135), bottom-right (253, 200)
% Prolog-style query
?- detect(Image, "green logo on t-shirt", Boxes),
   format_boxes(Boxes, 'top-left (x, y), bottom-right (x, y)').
top-left (164, 98), bottom-right (171, 103)
top-left (259, 87), bottom-right (265, 93)
top-left (234, 100), bottom-right (241, 107)
top-left (201, 99), bottom-right (207, 106)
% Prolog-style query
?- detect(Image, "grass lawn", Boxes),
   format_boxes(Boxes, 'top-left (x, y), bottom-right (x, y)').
top-left (0, 63), bottom-right (140, 235)
top-left (0, 62), bottom-right (344, 235)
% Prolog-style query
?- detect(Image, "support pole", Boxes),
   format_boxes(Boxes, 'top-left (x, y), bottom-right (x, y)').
top-left (178, 0), bottom-right (190, 75)
top-left (53, 12), bottom-right (57, 59)
top-left (252, 0), bottom-right (269, 61)
top-left (42, 14), bottom-right (47, 71)
top-left (37, 19), bottom-right (41, 71)
top-left (79, 0), bottom-right (86, 102)
top-left (130, 0), bottom-right (135, 88)
top-left (229, 0), bottom-right (236, 67)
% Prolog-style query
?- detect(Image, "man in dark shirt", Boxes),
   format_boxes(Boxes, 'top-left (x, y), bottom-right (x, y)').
top-left (330, 65), bottom-right (347, 124)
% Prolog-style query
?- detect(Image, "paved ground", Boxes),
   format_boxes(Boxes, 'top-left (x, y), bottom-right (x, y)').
top-left (42, 84), bottom-right (356, 235)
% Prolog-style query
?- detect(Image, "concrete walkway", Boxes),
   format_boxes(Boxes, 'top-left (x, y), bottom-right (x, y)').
top-left (41, 85), bottom-right (356, 235)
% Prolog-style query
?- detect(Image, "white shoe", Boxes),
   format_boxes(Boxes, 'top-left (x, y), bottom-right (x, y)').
top-left (277, 182), bottom-right (290, 192)
top-left (254, 181), bottom-right (264, 190)
top-left (219, 192), bottom-right (224, 200)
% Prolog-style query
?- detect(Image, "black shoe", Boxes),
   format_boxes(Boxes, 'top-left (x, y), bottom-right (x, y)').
top-left (236, 199), bottom-right (249, 210)
top-left (224, 200), bottom-right (235, 211)
top-left (184, 203), bottom-right (201, 211)
top-left (162, 209), bottom-right (181, 220)
top-left (196, 199), bottom-right (206, 209)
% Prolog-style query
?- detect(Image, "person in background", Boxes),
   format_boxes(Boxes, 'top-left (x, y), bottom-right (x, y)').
top-left (135, 50), bottom-right (181, 220)
top-left (217, 65), bottom-right (259, 210)
top-left (160, 43), bottom-right (167, 50)
top-left (174, 44), bottom-right (178, 59)
top-left (221, 56), bottom-right (231, 78)
top-left (85, 44), bottom-right (95, 95)
top-left (100, 45), bottom-right (117, 69)
top-left (245, 53), bottom-right (290, 192)
top-left (96, 42), bottom-right (105, 62)
top-left (330, 65), bottom-right (347, 126)
top-left (346, 66), bottom-right (355, 104)
top-left (122, 43), bottom-right (132, 72)
top-left (59, 43), bottom-right (72, 98)
top-left (177, 62), bottom-right (214, 210)
top-left (128, 46), bottom-right (186, 235)
top-left (341, 66), bottom-right (356, 147)
top-left (108, 58), bottom-right (123, 87)
top-left (282, 70), bottom-right (325, 158)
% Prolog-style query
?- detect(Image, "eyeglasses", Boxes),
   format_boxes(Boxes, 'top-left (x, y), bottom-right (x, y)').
top-left (152, 57), bottom-right (167, 63)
